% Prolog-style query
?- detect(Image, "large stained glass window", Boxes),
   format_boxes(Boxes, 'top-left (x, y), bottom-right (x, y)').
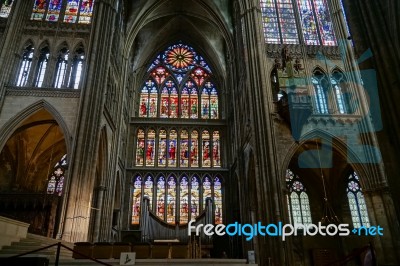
top-left (47, 154), bottom-right (67, 196)
top-left (260, 0), bottom-right (299, 44)
top-left (135, 128), bottom-right (220, 168)
top-left (137, 43), bottom-right (219, 119)
top-left (0, 0), bottom-right (14, 18)
top-left (260, 0), bottom-right (336, 45)
top-left (131, 174), bottom-right (222, 225)
top-left (30, 0), bottom-right (95, 24)
top-left (347, 172), bottom-right (370, 228)
top-left (286, 169), bottom-right (312, 225)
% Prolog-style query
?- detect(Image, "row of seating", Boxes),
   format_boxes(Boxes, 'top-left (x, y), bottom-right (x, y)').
top-left (72, 242), bottom-right (189, 259)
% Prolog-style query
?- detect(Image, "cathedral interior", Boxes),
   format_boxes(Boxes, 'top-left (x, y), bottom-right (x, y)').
top-left (0, 0), bottom-right (399, 265)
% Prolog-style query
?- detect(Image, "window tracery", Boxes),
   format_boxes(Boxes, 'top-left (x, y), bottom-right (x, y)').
top-left (286, 169), bottom-right (312, 225)
top-left (347, 172), bottom-right (370, 228)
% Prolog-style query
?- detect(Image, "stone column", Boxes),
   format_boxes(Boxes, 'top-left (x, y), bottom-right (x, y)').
top-left (92, 186), bottom-right (107, 242)
top-left (58, 0), bottom-right (117, 242)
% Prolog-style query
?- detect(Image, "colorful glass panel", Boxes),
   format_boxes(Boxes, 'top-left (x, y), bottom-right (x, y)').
top-left (78, 0), bottom-right (94, 24)
top-left (190, 130), bottom-right (199, 167)
top-left (277, 0), bottom-right (299, 44)
top-left (132, 176), bottom-right (142, 225)
top-left (160, 86), bottom-right (169, 118)
top-left (190, 176), bottom-right (200, 220)
top-left (143, 176), bottom-right (153, 209)
top-left (313, 0), bottom-right (336, 46)
top-left (156, 176), bottom-right (166, 219)
top-left (201, 88), bottom-right (210, 119)
top-left (297, 0), bottom-right (319, 45)
top-left (181, 86), bottom-right (190, 118)
top-left (136, 129), bottom-right (145, 166)
top-left (180, 130), bottom-right (189, 167)
top-left (260, 0), bottom-right (280, 43)
top-left (202, 176), bottom-right (212, 209)
top-left (179, 176), bottom-right (189, 224)
top-left (166, 176), bottom-right (177, 224)
top-left (0, 0), bottom-right (13, 18)
top-left (191, 68), bottom-right (208, 86)
top-left (214, 177), bottom-right (223, 224)
top-left (169, 86), bottom-right (178, 118)
top-left (212, 131), bottom-right (221, 167)
top-left (164, 43), bottom-right (195, 72)
top-left (202, 131), bottom-right (211, 167)
top-left (158, 130), bottom-right (167, 167)
top-left (189, 85), bottom-right (198, 119)
top-left (31, 0), bottom-right (48, 21)
top-left (64, 0), bottom-right (79, 23)
top-left (151, 66), bottom-right (169, 85)
top-left (45, 0), bottom-right (62, 22)
top-left (168, 130), bottom-right (177, 167)
top-left (146, 130), bottom-right (156, 166)
top-left (208, 82), bottom-right (218, 119)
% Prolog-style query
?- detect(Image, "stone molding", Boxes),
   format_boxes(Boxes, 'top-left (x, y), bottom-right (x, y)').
top-left (6, 88), bottom-right (81, 98)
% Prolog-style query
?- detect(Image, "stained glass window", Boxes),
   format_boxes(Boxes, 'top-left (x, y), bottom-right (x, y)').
top-left (131, 174), bottom-right (222, 225)
top-left (16, 45), bottom-right (34, 87)
top-left (180, 130), bottom-right (189, 167)
top-left (212, 131), bottom-right (221, 167)
top-left (132, 175), bottom-right (142, 225)
top-left (146, 129), bottom-right (156, 166)
top-left (47, 154), bottom-right (67, 196)
top-left (136, 129), bottom-right (145, 166)
top-left (214, 176), bottom-right (223, 224)
top-left (34, 47), bottom-right (50, 87)
top-left (286, 169), bottom-right (312, 225)
top-left (331, 70), bottom-right (349, 114)
top-left (143, 175), bottom-right (154, 209)
top-left (0, 0), bottom-right (14, 18)
top-left (201, 130), bottom-right (211, 167)
top-left (190, 176), bottom-right (200, 220)
top-left (190, 130), bottom-right (199, 167)
top-left (202, 176), bottom-right (212, 209)
top-left (156, 176), bottom-right (166, 220)
top-left (54, 48), bottom-right (69, 88)
top-left (158, 129), bottom-right (167, 167)
top-left (78, 0), bottom-right (94, 24)
top-left (312, 70), bottom-right (329, 114)
top-left (46, 0), bottom-right (62, 22)
top-left (347, 172), bottom-right (370, 228)
top-left (179, 176), bottom-right (189, 224)
top-left (260, 0), bottom-right (299, 44)
top-left (30, 0), bottom-right (95, 24)
top-left (166, 176), bottom-right (177, 224)
top-left (313, 0), bottom-right (336, 45)
top-left (168, 130), bottom-right (177, 167)
top-left (137, 43), bottom-right (218, 120)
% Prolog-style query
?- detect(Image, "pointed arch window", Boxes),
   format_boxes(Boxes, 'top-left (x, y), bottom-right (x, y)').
top-left (132, 175), bottom-right (142, 225)
top-left (34, 46), bottom-right (50, 87)
top-left (47, 154), bottom-right (67, 196)
top-left (0, 0), bottom-right (14, 18)
top-left (54, 48), bottom-right (69, 88)
top-left (331, 70), bottom-right (350, 114)
top-left (137, 43), bottom-right (219, 120)
top-left (347, 172), bottom-right (370, 228)
top-left (286, 169), bottom-right (312, 225)
top-left (68, 46), bottom-right (85, 89)
top-left (131, 174), bottom-right (223, 225)
top-left (312, 70), bottom-right (329, 114)
top-left (16, 45), bottom-right (35, 87)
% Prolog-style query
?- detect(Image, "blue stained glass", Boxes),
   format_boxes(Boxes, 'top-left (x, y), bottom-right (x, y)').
top-left (260, 0), bottom-right (280, 43)
top-left (78, 0), bottom-right (95, 24)
top-left (46, 0), bottom-right (62, 22)
top-left (313, 0), bottom-right (336, 46)
top-left (297, 0), bottom-right (319, 45)
top-left (277, 0), bottom-right (299, 44)
top-left (31, 0), bottom-right (48, 21)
